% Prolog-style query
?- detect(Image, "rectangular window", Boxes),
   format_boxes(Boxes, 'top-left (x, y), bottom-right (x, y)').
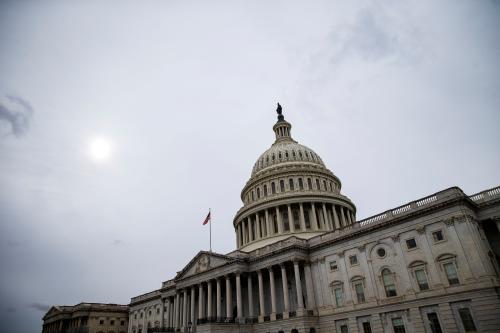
top-left (443, 262), bottom-right (459, 285)
top-left (406, 238), bottom-right (417, 249)
top-left (307, 178), bottom-right (312, 190)
top-left (316, 178), bottom-right (320, 190)
top-left (334, 287), bottom-right (343, 306)
top-left (289, 178), bottom-right (295, 191)
top-left (329, 261), bottom-right (338, 271)
top-left (271, 182), bottom-right (276, 194)
top-left (299, 178), bottom-right (304, 190)
top-left (110, 320), bottom-right (115, 325)
top-left (415, 269), bottom-right (429, 290)
top-left (354, 282), bottom-right (365, 303)
top-left (349, 255), bottom-right (358, 266)
top-left (264, 185), bottom-right (268, 196)
top-left (426, 312), bottom-right (443, 333)
top-left (100, 319), bottom-right (104, 325)
top-left (432, 230), bottom-right (444, 242)
top-left (362, 322), bottom-right (372, 333)
top-left (280, 180), bottom-right (285, 192)
top-left (458, 308), bottom-right (477, 332)
top-left (392, 318), bottom-right (406, 333)
top-left (340, 324), bottom-right (349, 333)
top-left (121, 320), bottom-right (125, 326)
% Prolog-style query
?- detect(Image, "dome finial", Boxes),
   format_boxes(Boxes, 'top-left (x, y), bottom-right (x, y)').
top-left (276, 102), bottom-right (284, 121)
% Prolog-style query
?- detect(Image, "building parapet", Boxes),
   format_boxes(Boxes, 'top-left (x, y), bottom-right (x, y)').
top-left (469, 185), bottom-right (500, 204)
top-left (130, 289), bottom-right (161, 304)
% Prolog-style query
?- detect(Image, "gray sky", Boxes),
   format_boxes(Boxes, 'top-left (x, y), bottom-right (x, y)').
top-left (1, 1), bottom-right (499, 331)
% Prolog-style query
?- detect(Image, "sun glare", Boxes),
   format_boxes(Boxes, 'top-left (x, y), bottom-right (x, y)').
top-left (88, 137), bottom-right (113, 162)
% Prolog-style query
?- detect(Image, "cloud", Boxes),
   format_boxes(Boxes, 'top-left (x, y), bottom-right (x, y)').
top-left (0, 94), bottom-right (34, 137)
top-left (28, 303), bottom-right (51, 313)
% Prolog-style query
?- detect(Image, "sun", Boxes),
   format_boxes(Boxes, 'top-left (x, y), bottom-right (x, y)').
top-left (88, 137), bottom-right (113, 162)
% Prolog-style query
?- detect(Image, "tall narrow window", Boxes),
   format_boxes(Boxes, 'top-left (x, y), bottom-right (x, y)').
top-left (251, 191), bottom-right (255, 201)
top-left (273, 214), bottom-right (278, 234)
top-left (299, 178), bottom-right (304, 190)
top-left (307, 178), bottom-right (312, 190)
top-left (426, 312), bottom-right (443, 333)
top-left (323, 180), bottom-right (327, 191)
top-left (458, 308), bottom-right (477, 332)
top-left (334, 287), bottom-right (343, 306)
top-left (415, 269), bottom-right (429, 291)
top-left (289, 178), bottom-right (295, 191)
top-left (362, 322), bottom-right (372, 333)
top-left (354, 282), bottom-right (365, 303)
top-left (392, 318), bottom-right (406, 333)
top-left (340, 325), bottom-right (348, 333)
top-left (271, 182), bottom-right (276, 194)
top-left (283, 210), bottom-right (290, 232)
top-left (280, 180), bottom-right (285, 192)
top-left (257, 187), bottom-right (261, 199)
top-left (304, 208), bottom-right (310, 228)
top-left (382, 269), bottom-right (397, 297)
top-left (263, 185), bottom-right (268, 196)
top-left (443, 263), bottom-right (459, 285)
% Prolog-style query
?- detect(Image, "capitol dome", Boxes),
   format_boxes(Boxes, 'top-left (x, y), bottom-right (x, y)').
top-left (234, 105), bottom-right (357, 252)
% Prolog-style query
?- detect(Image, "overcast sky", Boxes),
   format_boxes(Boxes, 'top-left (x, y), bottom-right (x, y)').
top-left (1, 1), bottom-right (499, 331)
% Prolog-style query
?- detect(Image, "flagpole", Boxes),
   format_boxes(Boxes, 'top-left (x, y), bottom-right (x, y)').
top-left (209, 208), bottom-right (212, 253)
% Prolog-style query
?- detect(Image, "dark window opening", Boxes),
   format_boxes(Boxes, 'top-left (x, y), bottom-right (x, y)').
top-left (272, 182), bottom-right (276, 194)
top-left (280, 180), bottom-right (285, 192)
top-left (362, 322), bottom-right (372, 333)
top-left (307, 178), bottom-right (312, 190)
top-left (432, 230), bottom-right (444, 242)
top-left (458, 308), bottom-right (477, 332)
top-left (299, 178), bottom-right (304, 190)
top-left (289, 178), bottom-right (295, 191)
top-left (406, 238), bottom-right (417, 249)
top-left (426, 312), bottom-right (442, 333)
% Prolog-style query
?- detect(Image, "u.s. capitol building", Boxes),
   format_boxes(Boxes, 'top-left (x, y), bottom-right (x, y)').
top-left (128, 108), bottom-right (500, 333)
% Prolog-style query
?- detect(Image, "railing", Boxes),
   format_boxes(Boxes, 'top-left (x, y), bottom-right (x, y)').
top-left (131, 290), bottom-right (161, 303)
top-left (470, 186), bottom-right (500, 203)
top-left (358, 187), bottom-right (463, 228)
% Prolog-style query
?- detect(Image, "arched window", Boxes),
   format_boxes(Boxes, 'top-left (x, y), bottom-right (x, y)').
top-left (264, 185), bottom-right (268, 196)
top-left (382, 269), bottom-right (397, 297)
top-left (271, 182), bottom-right (276, 194)
top-left (285, 151), bottom-right (289, 158)
top-left (257, 187), bottom-right (261, 199)
top-left (307, 178), bottom-right (312, 190)
top-left (298, 178), bottom-right (304, 190)
top-left (251, 191), bottom-right (255, 201)
top-left (280, 180), bottom-right (285, 192)
top-left (316, 178), bottom-right (320, 190)
top-left (323, 180), bottom-right (327, 191)
top-left (289, 178), bottom-right (295, 191)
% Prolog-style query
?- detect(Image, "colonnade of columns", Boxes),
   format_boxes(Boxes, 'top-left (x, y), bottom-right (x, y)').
top-left (160, 261), bottom-right (315, 331)
top-left (237, 202), bottom-right (355, 247)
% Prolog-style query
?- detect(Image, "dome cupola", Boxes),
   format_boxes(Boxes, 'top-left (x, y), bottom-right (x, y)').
top-left (233, 104), bottom-right (357, 252)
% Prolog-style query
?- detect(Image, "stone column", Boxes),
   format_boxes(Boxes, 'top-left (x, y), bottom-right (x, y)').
top-left (299, 203), bottom-right (306, 231)
top-left (415, 227), bottom-right (442, 288)
top-left (241, 221), bottom-right (247, 245)
top-left (258, 270), bottom-right (265, 321)
top-left (444, 219), bottom-right (475, 281)
top-left (276, 207), bottom-right (284, 234)
top-left (226, 275), bottom-right (232, 318)
top-left (269, 267), bottom-right (277, 319)
top-left (358, 246), bottom-right (376, 301)
top-left (332, 205), bottom-right (341, 229)
top-left (288, 204), bottom-right (295, 232)
top-left (183, 289), bottom-right (188, 329)
top-left (160, 298), bottom-right (165, 328)
top-left (390, 235), bottom-right (414, 295)
top-left (236, 224), bottom-right (241, 247)
top-left (340, 206), bottom-right (347, 227)
top-left (207, 280), bottom-right (213, 318)
top-left (255, 214), bottom-right (261, 239)
top-left (346, 208), bottom-right (352, 225)
top-left (198, 284), bottom-right (204, 319)
top-left (248, 274), bottom-right (254, 318)
top-left (293, 261), bottom-right (304, 312)
top-left (236, 272), bottom-right (243, 321)
top-left (322, 203), bottom-right (330, 230)
top-left (311, 203), bottom-right (319, 230)
top-left (304, 262), bottom-right (316, 310)
top-left (338, 253), bottom-right (353, 305)
top-left (190, 287), bottom-right (196, 326)
top-left (175, 292), bottom-right (181, 329)
top-left (248, 217), bottom-right (254, 242)
top-left (165, 298), bottom-right (171, 328)
top-left (280, 263), bottom-right (290, 315)
top-left (265, 209), bottom-right (272, 236)
top-left (216, 278), bottom-right (222, 318)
